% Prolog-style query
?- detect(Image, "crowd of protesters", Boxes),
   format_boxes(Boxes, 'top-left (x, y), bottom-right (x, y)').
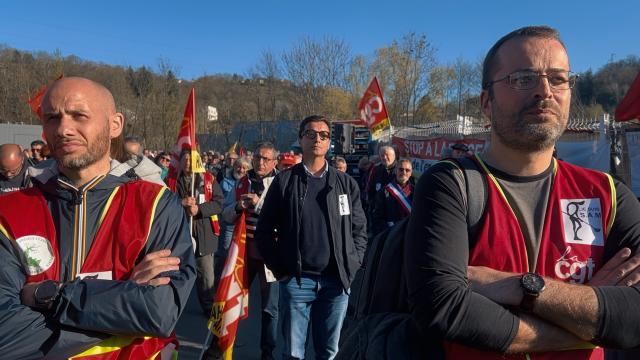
top-left (2, 24), bottom-right (640, 360)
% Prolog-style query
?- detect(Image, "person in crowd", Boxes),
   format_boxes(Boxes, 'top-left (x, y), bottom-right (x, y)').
top-left (333, 156), bottom-right (348, 173)
top-left (451, 143), bottom-right (471, 157)
top-left (123, 135), bottom-right (143, 158)
top-left (154, 151), bottom-right (171, 181)
top-left (206, 142), bottom-right (280, 360)
top-left (366, 146), bottom-right (397, 218)
top-left (29, 139), bottom-right (46, 165)
top-left (167, 150), bottom-right (224, 316)
top-left (0, 76), bottom-right (195, 359)
top-left (256, 115), bottom-right (367, 360)
top-left (217, 151), bottom-right (238, 184)
top-left (215, 156), bottom-right (252, 289)
top-left (0, 143), bottom-right (32, 193)
top-left (405, 25), bottom-right (640, 359)
top-left (372, 158), bottom-right (413, 236)
top-left (206, 152), bottom-right (222, 178)
top-left (277, 152), bottom-right (297, 171)
top-left (110, 135), bottom-right (164, 185)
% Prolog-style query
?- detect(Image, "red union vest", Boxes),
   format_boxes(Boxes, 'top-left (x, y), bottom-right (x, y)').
top-left (167, 171), bottom-right (220, 236)
top-left (445, 155), bottom-right (616, 360)
top-left (0, 181), bottom-right (178, 360)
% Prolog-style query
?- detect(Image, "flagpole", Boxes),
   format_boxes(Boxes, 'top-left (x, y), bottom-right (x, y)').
top-left (199, 330), bottom-right (213, 359)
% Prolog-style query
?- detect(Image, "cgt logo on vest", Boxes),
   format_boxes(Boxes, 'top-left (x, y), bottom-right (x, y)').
top-left (555, 246), bottom-right (595, 284)
top-left (16, 235), bottom-right (55, 275)
top-left (560, 198), bottom-right (604, 247)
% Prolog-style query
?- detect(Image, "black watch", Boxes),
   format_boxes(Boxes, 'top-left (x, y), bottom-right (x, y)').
top-left (34, 280), bottom-right (61, 310)
top-left (520, 272), bottom-right (545, 312)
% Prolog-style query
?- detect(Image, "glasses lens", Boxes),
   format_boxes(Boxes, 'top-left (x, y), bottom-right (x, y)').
top-left (509, 71), bottom-right (538, 90)
top-left (304, 130), bottom-right (330, 140)
top-left (508, 70), bottom-right (574, 90)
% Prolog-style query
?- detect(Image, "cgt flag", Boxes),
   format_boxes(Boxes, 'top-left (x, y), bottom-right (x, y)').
top-left (208, 212), bottom-right (249, 360)
top-left (358, 77), bottom-right (391, 140)
top-left (167, 88), bottom-right (206, 184)
top-left (615, 72), bottom-right (640, 121)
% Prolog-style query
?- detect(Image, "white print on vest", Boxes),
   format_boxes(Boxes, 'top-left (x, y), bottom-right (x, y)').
top-left (560, 198), bottom-right (604, 247)
top-left (16, 235), bottom-right (55, 275)
top-left (554, 246), bottom-right (595, 284)
top-left (77, 271), bottom-right (113, 280)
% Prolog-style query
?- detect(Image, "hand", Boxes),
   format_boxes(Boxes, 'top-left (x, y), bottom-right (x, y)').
top-left (130, 249), bottom-right (180, 286)
top-left (239, 193), bottom-right (259, 210)
top-left (187, 204), bottom-right (199, 217)
top-left (20, 282), bottom-right (39, 307)
top-left (467, 266), bottom-right (523, 307)
top-left (588, 247), bottom-right (640, 286)
top-left (181, 197), bottom-right (197, 207)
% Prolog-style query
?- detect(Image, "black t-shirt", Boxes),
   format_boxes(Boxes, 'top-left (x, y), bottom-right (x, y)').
top-left (405, 161), bottom-right (640, 351)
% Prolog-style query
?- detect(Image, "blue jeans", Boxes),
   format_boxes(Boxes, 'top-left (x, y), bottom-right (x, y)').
top-left (280, 275), bottom-right (349, 360)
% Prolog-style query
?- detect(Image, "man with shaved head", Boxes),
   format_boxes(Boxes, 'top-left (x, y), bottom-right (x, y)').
top-left (0, 143), bottom-right (31, 193)
top-left (0, 77), bottom-right (196, 359)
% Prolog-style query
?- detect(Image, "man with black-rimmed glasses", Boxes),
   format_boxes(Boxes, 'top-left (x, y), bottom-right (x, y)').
top-left (257, 115), bottom-right (367, 360)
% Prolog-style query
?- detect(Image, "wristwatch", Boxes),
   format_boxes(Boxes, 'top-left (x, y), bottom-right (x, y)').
top-left (34, 280), bottom-right (61, 310)
top-left (520, 272), bottom-right (545, 312)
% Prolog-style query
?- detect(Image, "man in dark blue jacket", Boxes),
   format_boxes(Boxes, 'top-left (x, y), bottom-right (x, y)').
top-left (256, 115), bottom-right (367, 360)
top-left (0, 77), bottom-right (195, 359)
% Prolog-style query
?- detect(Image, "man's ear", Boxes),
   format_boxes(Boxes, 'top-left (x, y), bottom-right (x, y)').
top-left (110, 112), bottom-right (124, 139)
top-left (480, 89), bottom-right (492, 120)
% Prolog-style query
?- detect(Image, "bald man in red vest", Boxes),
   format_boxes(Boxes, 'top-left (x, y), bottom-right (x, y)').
top-left (0, 77), bottom-right (195, 359)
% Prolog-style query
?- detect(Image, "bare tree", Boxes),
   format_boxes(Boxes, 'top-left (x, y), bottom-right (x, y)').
top-left (282, 36), bottom-right (351, 115)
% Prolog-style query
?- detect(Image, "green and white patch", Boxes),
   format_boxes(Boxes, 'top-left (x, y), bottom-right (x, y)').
top-left (16, 235), bottom-right (54, 275)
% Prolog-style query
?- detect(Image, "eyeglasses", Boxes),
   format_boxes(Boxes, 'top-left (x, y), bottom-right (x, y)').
top-left (160, 157), bottom-right (171, 162)
top-left (253, 154), bottom-right (275, 162)
top-left (485, 69), bottom-right (577, 90)
top-left (31, 148), bottom-right (42, 152)
top-left (398, 168), bottom-right (412, 173)
top-left (302, 129), bottom-right (330, 141)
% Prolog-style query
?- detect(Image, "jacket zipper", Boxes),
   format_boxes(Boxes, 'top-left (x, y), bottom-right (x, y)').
top-left (59, 176), bottom-right (104, 278)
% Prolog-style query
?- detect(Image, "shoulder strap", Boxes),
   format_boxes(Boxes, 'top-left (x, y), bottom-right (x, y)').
top-left (450, 156), bottom-right (487, 242)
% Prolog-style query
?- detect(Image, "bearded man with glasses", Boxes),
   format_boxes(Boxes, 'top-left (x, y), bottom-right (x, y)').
top-left (256, 115), bottom-right (367, 359)
top-left (405, 26), bottom-right (640, 359)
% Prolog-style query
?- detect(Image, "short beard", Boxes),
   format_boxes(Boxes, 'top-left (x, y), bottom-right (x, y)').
top-left (55, 125), bottom-right (111, 171)
top-left (491, 98), bottom-right (567, 152)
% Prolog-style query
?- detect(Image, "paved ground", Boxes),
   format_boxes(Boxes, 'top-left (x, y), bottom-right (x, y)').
top-left (175, 279), bottom-right (318, 360)
top-left (175, 280), bottom-right (265, 360)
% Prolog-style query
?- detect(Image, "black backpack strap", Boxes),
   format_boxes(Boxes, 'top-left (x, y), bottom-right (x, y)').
top-left (448, 156), bottom-right (487, 242)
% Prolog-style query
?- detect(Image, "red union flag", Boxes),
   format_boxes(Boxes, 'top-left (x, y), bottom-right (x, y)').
top-left (27, 74), bottom-right (64, 120)
top-left (358, 77), bottom-right (391, 140)
top-left (208, 212), bottom-right (249, 360)
top-left (167, 88), bottom-right (205, 183)
top-left (615, 72), bottom-right (640, 121)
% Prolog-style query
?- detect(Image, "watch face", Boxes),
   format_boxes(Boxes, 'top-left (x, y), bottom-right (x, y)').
top-left (522, 273), bottom-right (545, 293)
top-left (36, 281), bottom-right (59, 303)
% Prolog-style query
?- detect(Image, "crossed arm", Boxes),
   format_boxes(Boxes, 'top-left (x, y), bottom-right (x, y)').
top-left (469, 246), bottom-right (640, 352)
top-left (405, 164), bottom-right (640, 353)
top-left (0, 192), bottom-right (196, 359)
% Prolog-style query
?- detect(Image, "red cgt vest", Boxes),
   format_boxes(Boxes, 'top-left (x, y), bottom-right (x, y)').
top-left (445, 155), bottom-right (616, 360)
top-left (167, 171), bottom-right (220, 236)
top-left (0, 181), bottom-right (178, 360)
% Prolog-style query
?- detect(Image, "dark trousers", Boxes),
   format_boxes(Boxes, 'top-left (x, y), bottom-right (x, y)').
top-left (246, 257), bottom-right (279, 356)
top-left (196, 253), bottom-right (215, 315)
